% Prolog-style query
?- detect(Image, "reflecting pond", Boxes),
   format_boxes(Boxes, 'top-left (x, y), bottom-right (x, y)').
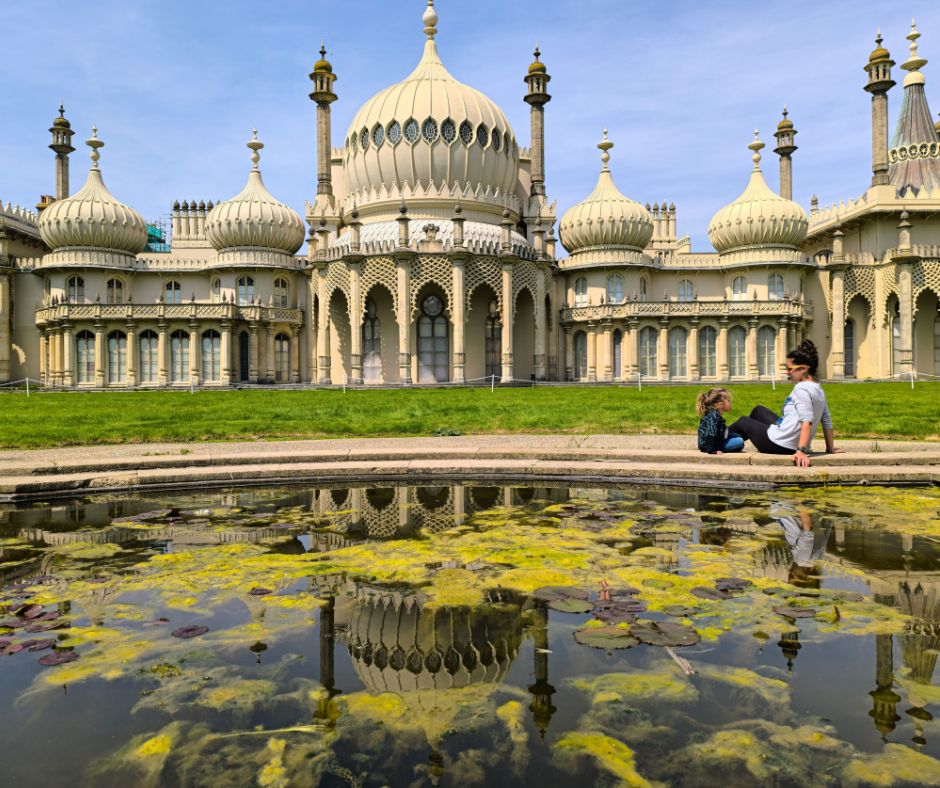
top-left (1, 482), bottom-right (940, 786)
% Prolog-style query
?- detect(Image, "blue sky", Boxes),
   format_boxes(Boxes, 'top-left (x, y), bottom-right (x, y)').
top-left (2, 0), bottom-right (939, 250)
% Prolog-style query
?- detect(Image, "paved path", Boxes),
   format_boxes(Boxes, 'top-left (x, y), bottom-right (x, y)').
top-left (0, 435), bottom-right (937, 500)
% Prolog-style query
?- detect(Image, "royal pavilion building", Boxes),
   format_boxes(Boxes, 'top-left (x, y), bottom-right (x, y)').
top-left (0, 3), bottom-right (937, 389)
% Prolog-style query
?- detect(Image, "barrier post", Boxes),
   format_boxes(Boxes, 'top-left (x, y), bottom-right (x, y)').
top-left (491, 374), bottom-right (495, 393)
top-left (911, 370), bottom-right (916, 390)
top-left (771, 369), bottom-right (776, 391)
top-left (25, 378), bottom-right (29, 397)
top-left (637, 371), bottom-right (642, 391)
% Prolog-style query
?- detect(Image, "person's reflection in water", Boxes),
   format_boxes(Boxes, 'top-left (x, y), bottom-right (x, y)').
top-left (771, 503), bottom-right (831, 588)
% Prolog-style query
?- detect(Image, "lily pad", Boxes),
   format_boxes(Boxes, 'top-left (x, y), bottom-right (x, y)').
top-left (548, 598), bottom-right (594, 614)
top-left (691, 587), bottom-right (731, 601)
top-left (714, 577), bottom-right (753, 592)
top-left (27, 639), bottom-right (55, 652)
top-left (38, 650), bottom-right (79, 666)
top-left (14, 603), bottom-right (44, 619)
top-left (25, 621), bottom-right (65, 633)
top-left (630, 620), bottom-right (701, 647)
top-left (248, 587), bottom-right (273, 596)
top-left (171, 625), bottom-right (210, 639)
top-left (0, 643), bottom-right (25, 655)
top-left (0, 619), bottom-right (26, 629)
top-left (662, 605), bottom-right (699, 617)
top-left (573, 626), bottom-right (639, 650)
top-left (773, 606), bottom-right (817, 619)
top-left (533, 586), bottom-right (590, 602)
top-left (593, 601), bottom-right (641, 624)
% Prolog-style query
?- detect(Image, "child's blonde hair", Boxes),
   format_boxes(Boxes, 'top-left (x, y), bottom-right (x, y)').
top-left (696, 387), bottom-right (730, 416)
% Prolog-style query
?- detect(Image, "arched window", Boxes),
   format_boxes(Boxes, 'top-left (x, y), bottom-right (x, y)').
top-left (201, 330), bottom-right (221, 382)
top-left (606, 275), bottom-right (623, 304)
top-left (171, 330), bottom-right (190, 383)
top-left (612, 329), bottom-right (623, 380)
top-left (573, 331), bottom-right (588, 380)
top-left (758, 325), bottom-right (776, 377)
top-left (107, 331), bottom-right (127, 384)
top-left (106, 278), bottom-right (123, 304)
top-left (768, 274), bottom-right (784, 301)
top-left (237, 276), bottom-right (254, 306)
top-left (891, 310), bottom-right (901, 377)
top-left (732, 276), bottom-right (748, 301)
top-left (139, 330), bottom-right (158, 384)
top-left (728, 326), bottom-right (747, 377)
top-left (164, 280), bottom-right (182, 305)
top-left (639, 326), bottom-right (657, 377)
top-left (844, 319), bottom-right (855, 378)
top-left (678, 279), bottom-right (694, 302)
top-left (273, 278), bottom-right (289, 308)
top-left (484, 300), bottom-right (501, 381)
top-left (698, 326), bottom-right (717, 377)
top-left (417, 295), bottom-right (448, 383)
top-left (67, 276), bottom-right (84, 302)
top-left (274, 333), bottom-right (290, 383)
top-left (574, 277), bottom-right (588, 307)
top-left (211, 278), bottom-right (221, 303)
top-left (76, 331), bottom-right (95, 384)
top-left (668, 327), bottom-right (687, 378)
top-left (639, 278), bottom-right (648, 302)
top-left (363, 298), bottom-right (382, 384)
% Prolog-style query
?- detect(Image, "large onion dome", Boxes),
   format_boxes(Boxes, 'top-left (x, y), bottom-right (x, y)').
top-left (38, 128), bottom-right (148, 256)
top-left (343, 1), bottom-right (519, 219)
top-left (558, 132), bottom-right (653, 265)
top-left (205, 130), bottom-right (305, 260)
top-left (707, 131), bottom-right (808, 259)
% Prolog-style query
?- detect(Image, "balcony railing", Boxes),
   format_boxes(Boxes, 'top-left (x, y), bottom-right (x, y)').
top-left (35, 302), bottom-right (304, 326)
top-left (560, 299), bottom-right (813, 323)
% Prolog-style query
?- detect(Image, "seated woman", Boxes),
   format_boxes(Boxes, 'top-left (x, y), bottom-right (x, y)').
top-left (728, 340), bottom-right (843, 467)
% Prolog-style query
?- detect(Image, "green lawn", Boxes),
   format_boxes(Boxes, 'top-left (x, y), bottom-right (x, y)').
top-left (0, 382), bottom-right (936, 449)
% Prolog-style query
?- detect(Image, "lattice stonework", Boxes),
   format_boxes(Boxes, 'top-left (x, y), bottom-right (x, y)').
top-left (843, 265), bottom-right (876, 313)
top-left (912, 260), bottom-right (940, 314)
top-left (360, 256), bottom-right (399, 318)
top-left (876, 263), bottom-right (898, 321)
top-left (465, 256), bottom-right (502, 313)
top-left (325, 260), bottom-right (351, 317)
top-left (512, 259), bottom-right (539, 304)
top-left (410, 255), bottom-right (455, 317)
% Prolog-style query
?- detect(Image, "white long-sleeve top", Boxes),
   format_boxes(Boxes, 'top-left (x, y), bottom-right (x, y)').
top-left (767, 381), bottom-right (833, 450)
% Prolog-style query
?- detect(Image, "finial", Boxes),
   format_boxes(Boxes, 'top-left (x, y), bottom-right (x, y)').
top-left (782, 105), bottom-right (788, 119)
top-left (320, 40), bottom-right (326, 59)
top-left (423, 0), bottom-right (438, 40)
top-left (247, 128), bottom-right (264, 169)
top-left (748, 129), bottom-right (764, 170)
top-left (533, 44), bottom-right (541, 61)
top-left (597, 129), bottom-right (614, 171)
top-left (454, 196), bottom-right (462, 216)
top-left (86, 126), bottom-right (104, 168)
top-left (58, 103), bottom-right (65, 118)
top-left (902, 18), bottom-right (927, 75)
top-left (875, 28), bottom-right (883, 48)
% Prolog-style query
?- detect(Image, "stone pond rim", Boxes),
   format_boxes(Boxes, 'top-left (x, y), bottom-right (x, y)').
top-left (0, 434), bottom-right (937, 501)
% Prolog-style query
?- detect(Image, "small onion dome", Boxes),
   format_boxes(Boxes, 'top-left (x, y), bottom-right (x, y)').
top-left (708, 131), bottom-right (808, 255)
top-left (935, 112), bottom-right (940, 135)
top-left (559, 131), bottom-right (653, 254)
top-left (313, 42), bottom-right (332, 73)
top-left (52, 104), bottom-right (71, 128)
top-left (528, 45), bottom-right (547, 74)
top-left (869, 30), bottom-right (891, 63)
top-left (777, 107), bottom-right (794, 130)
top-left (38, 127), bottom-right (148, 254)
top-left (205, 130), bottom-right (305, 254)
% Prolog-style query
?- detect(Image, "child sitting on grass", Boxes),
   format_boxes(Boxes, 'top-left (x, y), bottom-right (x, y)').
top-left (696, 388), bottom-right (745, 455)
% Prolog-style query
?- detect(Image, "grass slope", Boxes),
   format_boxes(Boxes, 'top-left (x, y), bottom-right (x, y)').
top-left (0, 382), bottom-right (936, 449)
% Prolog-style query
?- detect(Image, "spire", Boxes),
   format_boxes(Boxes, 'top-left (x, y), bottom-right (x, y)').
top-left (86, 126), bottom-right (103, 170)
top-left (748, 130), bottom-right (764, 171)
top-left (901, 19), bottom-right (928, 86)
top-left (247, 128), bottom-right (263, 171)
top-left (423, 0), bottom-right (438, 40)
top-left (598, 129), bottom-right (613, 171)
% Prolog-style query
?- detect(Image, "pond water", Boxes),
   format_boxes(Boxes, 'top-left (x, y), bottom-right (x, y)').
top-left (1, 482), bottom-right (940, 787)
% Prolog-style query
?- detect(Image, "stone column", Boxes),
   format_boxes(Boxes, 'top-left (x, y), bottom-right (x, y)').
top-left (94, 321), bottom-right (106, 387)
top-left (265, 325), bottom-right (276, 383)
top-left (601, 320), bottom-right (613, 381)
top-left (452, 256), bottom-right (466, 383)
top-left (348, 261), bottom-right (363, 385)
top-left (746, 317), bottom-right (759, 379)
top-left (897, 261), bottom-right (914, 374)
top-left (717, 318), bottom-right (729, 379)
top-left (220, 321), bottom-right (232, 385)
top-left (0, 274), bottom-right (9, 383)
top-left (658, 318), bottom-right (669, 380)
top-left (534, 269), bottom-right (546, 380)
top-left (776, 317), bottom-right (789, 380)
top-left (307, 273), bottom-right (318, 382)
top-left (688, 318), bottom-right (700, 380)
top-left (62, 322), bottom-right (74, 387)
top-left (290, 326), bottom-right (301, 383)
top-left (157, 321), bottom-right (168, 386)
top-left (586, 322), bottom-right (597, 382)
top-left (245, 324), bottom-right (258, 383)
top-left (396, 256), bottom-right (412, 385)
top-left (317, 266), bottom-right (331, 384)
top-left (830, 267), bottom-right (846, 378)
top-left (500, 263), bottom-right (514, 381)
top-left (625, 319), bottom-right (638, 378)
top-left (38, 330), bottom-right (47, 386)
top-left (189, 322), bottom-right (201, 386)
top-left (453, 484), bottom-right (466, 528)
top-left (563, 325), bottom-right (574, 381)
top-left (126, 322), bottom-right (137, 387)
top-left (48, 328), bottom-right (58, 387)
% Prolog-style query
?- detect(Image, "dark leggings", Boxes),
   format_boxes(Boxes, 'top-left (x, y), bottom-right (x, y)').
top-left (728, 406), bottom-right (795, 455)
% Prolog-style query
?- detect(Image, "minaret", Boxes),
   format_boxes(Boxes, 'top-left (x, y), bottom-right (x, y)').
top-left (309, 42), bottom-right (338, 197)
top-left (863, 30), bottom-right (895, 187)
top-left (869, 633), bottom-right (902, 739)
top-left (48, 104), bottom-right (76, 200)
top-left (524, 46), bottom-right (552, 197)
top-left (773, 106), bottom-right (798, 200)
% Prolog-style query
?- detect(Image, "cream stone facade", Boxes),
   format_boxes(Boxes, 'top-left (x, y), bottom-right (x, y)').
top-left (0, 5), bottom-right (938, 388)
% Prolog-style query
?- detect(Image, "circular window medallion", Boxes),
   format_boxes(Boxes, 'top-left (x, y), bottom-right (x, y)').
top-left (423, 295), bottom-right (443, 316)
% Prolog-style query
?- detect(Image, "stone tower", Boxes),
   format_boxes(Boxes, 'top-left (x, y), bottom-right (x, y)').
top-left (524, 46), bottom-right (551, 197)
top-left (863, 31), bottom-right (895, 187)
top-left (773, 106), bottom-right (798, 200)
top-left (309, 42), bottom-right (338, 198)
top-left (48, 104), bottom-right (76, 200)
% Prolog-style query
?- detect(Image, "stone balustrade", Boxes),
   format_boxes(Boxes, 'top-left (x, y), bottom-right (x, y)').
top-left (560, 298), bottom-right (813, 323)
top-left (34, 302), bottom-right (304, 326)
